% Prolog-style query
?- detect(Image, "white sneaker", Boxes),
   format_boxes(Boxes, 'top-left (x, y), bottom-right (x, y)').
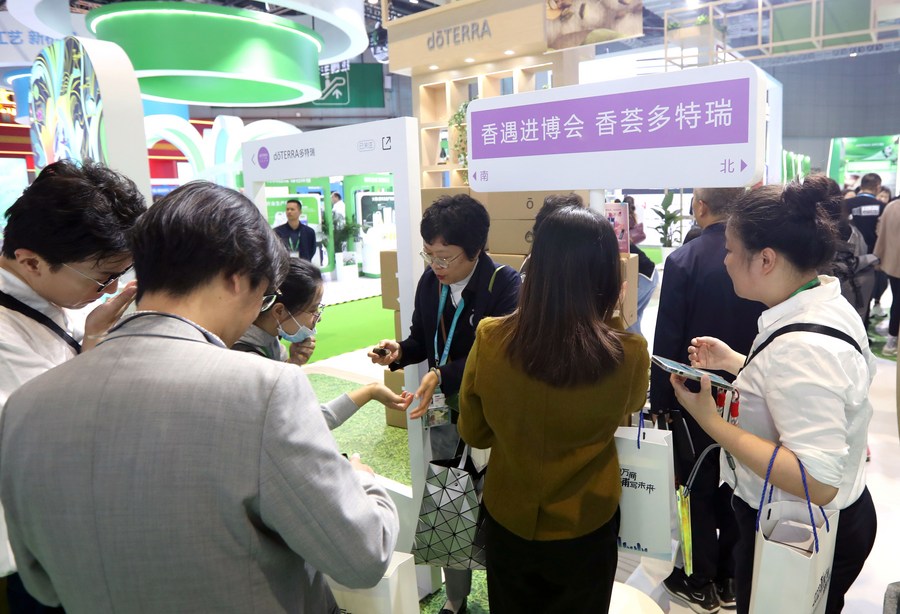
top-left (883, 336), bottom-right (898, 356)
top-left (876, 319), bottom-right (890, 336)
top-left (871, 304), bottom-right (887, 318)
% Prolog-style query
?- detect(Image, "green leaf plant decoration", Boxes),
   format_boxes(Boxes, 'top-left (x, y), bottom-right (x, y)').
top-left (651, 190), bottom-right (688, 248)
top-left (333, 220), bottom-right (362, 252)
top-left (448, 99), bottom-right (473, 184)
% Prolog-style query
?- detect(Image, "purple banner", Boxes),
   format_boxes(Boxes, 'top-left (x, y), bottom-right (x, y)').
top-left (470, 78), bottom-right (749, 160)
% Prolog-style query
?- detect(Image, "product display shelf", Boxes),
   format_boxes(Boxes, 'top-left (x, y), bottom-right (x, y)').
top-left (413, 55), bottom-right (556, 189)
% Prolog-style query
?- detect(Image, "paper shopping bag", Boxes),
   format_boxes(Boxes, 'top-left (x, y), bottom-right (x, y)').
top-left (614, 424), bottom-right (678, 561)
top-left (749, 446), bottom-right (840, 614)
top-left (412, 445), bottom-right (486, 570)
top-left (327, 551), bottom-right (418, 614)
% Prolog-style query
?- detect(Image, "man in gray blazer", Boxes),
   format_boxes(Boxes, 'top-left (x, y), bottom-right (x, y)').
top-left (0, 182), bottom-right (399, 613)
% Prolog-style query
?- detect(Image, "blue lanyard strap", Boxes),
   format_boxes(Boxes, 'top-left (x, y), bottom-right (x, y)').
top-left (434, 285), bottom-right (465, 367)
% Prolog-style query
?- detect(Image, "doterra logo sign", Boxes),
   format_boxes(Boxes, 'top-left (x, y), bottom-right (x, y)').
top-left (427, 19), bottom-right (491, 50)
top-left (258, 147), bottom-right (270, 169)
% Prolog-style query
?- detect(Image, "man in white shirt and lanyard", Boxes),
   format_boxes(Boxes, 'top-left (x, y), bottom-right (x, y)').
top-left (0, 159), bottom-right (146, 613)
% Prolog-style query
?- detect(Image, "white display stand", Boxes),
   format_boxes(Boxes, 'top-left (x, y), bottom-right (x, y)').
top-left (242, 117), bottom-right (432, 583)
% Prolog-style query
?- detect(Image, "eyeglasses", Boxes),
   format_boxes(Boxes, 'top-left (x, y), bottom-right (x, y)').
top-left (260, 290), bottom-right (281, 312)
top-left (307, 303), bottom-right (325, 322)
top-left (62, 263), bottom-right (133, 293)
top-left (420, 251), bottom-right (464, 270)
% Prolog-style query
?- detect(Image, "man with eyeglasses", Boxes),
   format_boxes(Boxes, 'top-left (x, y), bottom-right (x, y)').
top-left (0, 159), bottom-right (146, 613)
top-left (0, 181), bottom-right (398, 613)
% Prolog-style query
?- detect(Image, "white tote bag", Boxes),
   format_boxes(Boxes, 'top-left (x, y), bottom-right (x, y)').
top-left (614, 422), bottom-right (678, 561)
top-left (749, 446), bottom-right (840, 614)
top-left (327, 551), bottom-right (419, 614)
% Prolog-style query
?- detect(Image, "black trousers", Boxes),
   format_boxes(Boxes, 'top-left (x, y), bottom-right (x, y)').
top-left (669, 411), bottom-right (738, 585)
top-left (482, 506), bottom-right (619, 614)
top-left (873, 270), bottom-right (888, 303)
top-left (6, 573), bottom-right (64, 614)
top-left (888, 275), bottom-right (900, 337)
top-left (732, 487), bottom-right (876, 614)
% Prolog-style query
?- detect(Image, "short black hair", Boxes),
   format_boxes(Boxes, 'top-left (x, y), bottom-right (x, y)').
top-left (728, 175), bottom-right (837, 271)
top-left (2, 159), bottom-right (146, 266)
top-left (286, 199), bottom-right (300, 207)
top-left (130, 181), bottom-right (289, 301)
top-left (420, 194), bottom-right (489, 259)
top-left (860, 173), bottom-right (882, 191)
top-left (277, 258), bottom-right (323, 314)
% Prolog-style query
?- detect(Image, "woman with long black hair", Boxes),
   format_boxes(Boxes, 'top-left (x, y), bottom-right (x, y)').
top-left (458, 206), bottom-right (649, 613)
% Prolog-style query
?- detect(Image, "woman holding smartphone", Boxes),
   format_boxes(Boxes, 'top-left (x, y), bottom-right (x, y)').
top-left (457, 206), bottom-right (649, 613)
top-left (672, 176), bottom-right (877, 614)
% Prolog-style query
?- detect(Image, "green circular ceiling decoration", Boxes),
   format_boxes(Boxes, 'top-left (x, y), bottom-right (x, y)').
top-left (86, 2), bottom-right (324, 107)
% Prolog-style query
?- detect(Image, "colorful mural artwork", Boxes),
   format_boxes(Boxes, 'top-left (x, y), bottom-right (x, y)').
top-left (29, 37), bottom-right (105, 169)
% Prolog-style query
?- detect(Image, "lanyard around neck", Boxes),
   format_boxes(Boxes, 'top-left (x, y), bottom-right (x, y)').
top-left (434, 284), bottom-right (465, 367)
top-left (0, 290), bottom-right (80, 354)
top-left (789, 278), bottom-right (821, 298)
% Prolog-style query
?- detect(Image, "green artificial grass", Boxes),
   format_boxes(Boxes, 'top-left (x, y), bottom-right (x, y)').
top-left (419, 571), bottom-right (489, 613)
top-left (307, 373), bottom-right (411, 485)
top-left (642, 246), bottom-right (663, 265)
top-left (867, 314), bottom-right (896, 361)
top-left (281, 297), bottom-right (394, 363)
top-left (307, 373), bottom-right (490, 612)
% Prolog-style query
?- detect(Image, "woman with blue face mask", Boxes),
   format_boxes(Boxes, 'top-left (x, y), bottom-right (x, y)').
top-left (235, 258), bottom-right (411, 429)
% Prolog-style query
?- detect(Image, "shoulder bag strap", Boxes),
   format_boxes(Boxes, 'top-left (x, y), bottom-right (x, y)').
top-left (488, 265), bottom-right (506, 293)
top-left (231, 341), bottom-right (268, 357)
top-left (0, 290), bottom-right (81, 354)
top-left (744, 322), bottom-right (861, 369)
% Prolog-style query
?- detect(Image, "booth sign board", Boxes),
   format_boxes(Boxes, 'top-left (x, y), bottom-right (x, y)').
top-left (466, 62), bottom-right (766, 190)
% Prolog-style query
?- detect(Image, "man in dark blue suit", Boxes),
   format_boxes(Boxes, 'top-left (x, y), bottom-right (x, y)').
top-left (273, 199), bottom-right (317, 261)
top-left (651, 187), bottom-right (765, 613)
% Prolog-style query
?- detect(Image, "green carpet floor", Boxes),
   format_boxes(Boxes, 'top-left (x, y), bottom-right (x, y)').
top-left (309, 373), bottom-right (411, 485)
top-left (868, 312), bottom-right (897, 361)
top-left (307, 372), bottom-right (490, 612)
top-left (641, 245), bottom-right (662, 265)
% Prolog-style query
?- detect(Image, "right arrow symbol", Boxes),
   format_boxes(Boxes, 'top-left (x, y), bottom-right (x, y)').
top-left (740, 159), bottom-right (748, 171)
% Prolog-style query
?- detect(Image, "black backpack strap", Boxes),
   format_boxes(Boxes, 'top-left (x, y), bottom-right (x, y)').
top-left (743, 323), bottom-right (862, 369)
top-left (231, 341), bottom-right (268, 357)
top-left (0, 290), bottom-right (81, 354)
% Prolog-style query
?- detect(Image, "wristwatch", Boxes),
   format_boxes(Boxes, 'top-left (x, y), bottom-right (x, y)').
top-left (429, 367), bottom-right (442, 386)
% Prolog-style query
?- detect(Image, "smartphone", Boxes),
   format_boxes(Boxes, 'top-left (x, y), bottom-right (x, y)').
top-left (372, 347), bottom-right (390, 357)
top-left (651, 355), bottom-right (736, 392)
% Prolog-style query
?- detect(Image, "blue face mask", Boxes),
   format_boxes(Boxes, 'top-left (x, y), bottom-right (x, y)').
top-left (275, 312), bottom-right (315, 343)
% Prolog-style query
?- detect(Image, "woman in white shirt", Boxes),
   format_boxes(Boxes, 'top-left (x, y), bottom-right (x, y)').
top-left (671, 176), bottom-right (877, 614)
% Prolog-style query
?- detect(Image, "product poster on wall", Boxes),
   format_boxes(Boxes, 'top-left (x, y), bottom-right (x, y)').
top-left (827, 135), bottom-right (899, 193)
top-left (266, 194), bottom-right (321, 228)
top-left (604, 200), bottom-right (629, 252)
top-left (544, 0), bottom-right (643, 51)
